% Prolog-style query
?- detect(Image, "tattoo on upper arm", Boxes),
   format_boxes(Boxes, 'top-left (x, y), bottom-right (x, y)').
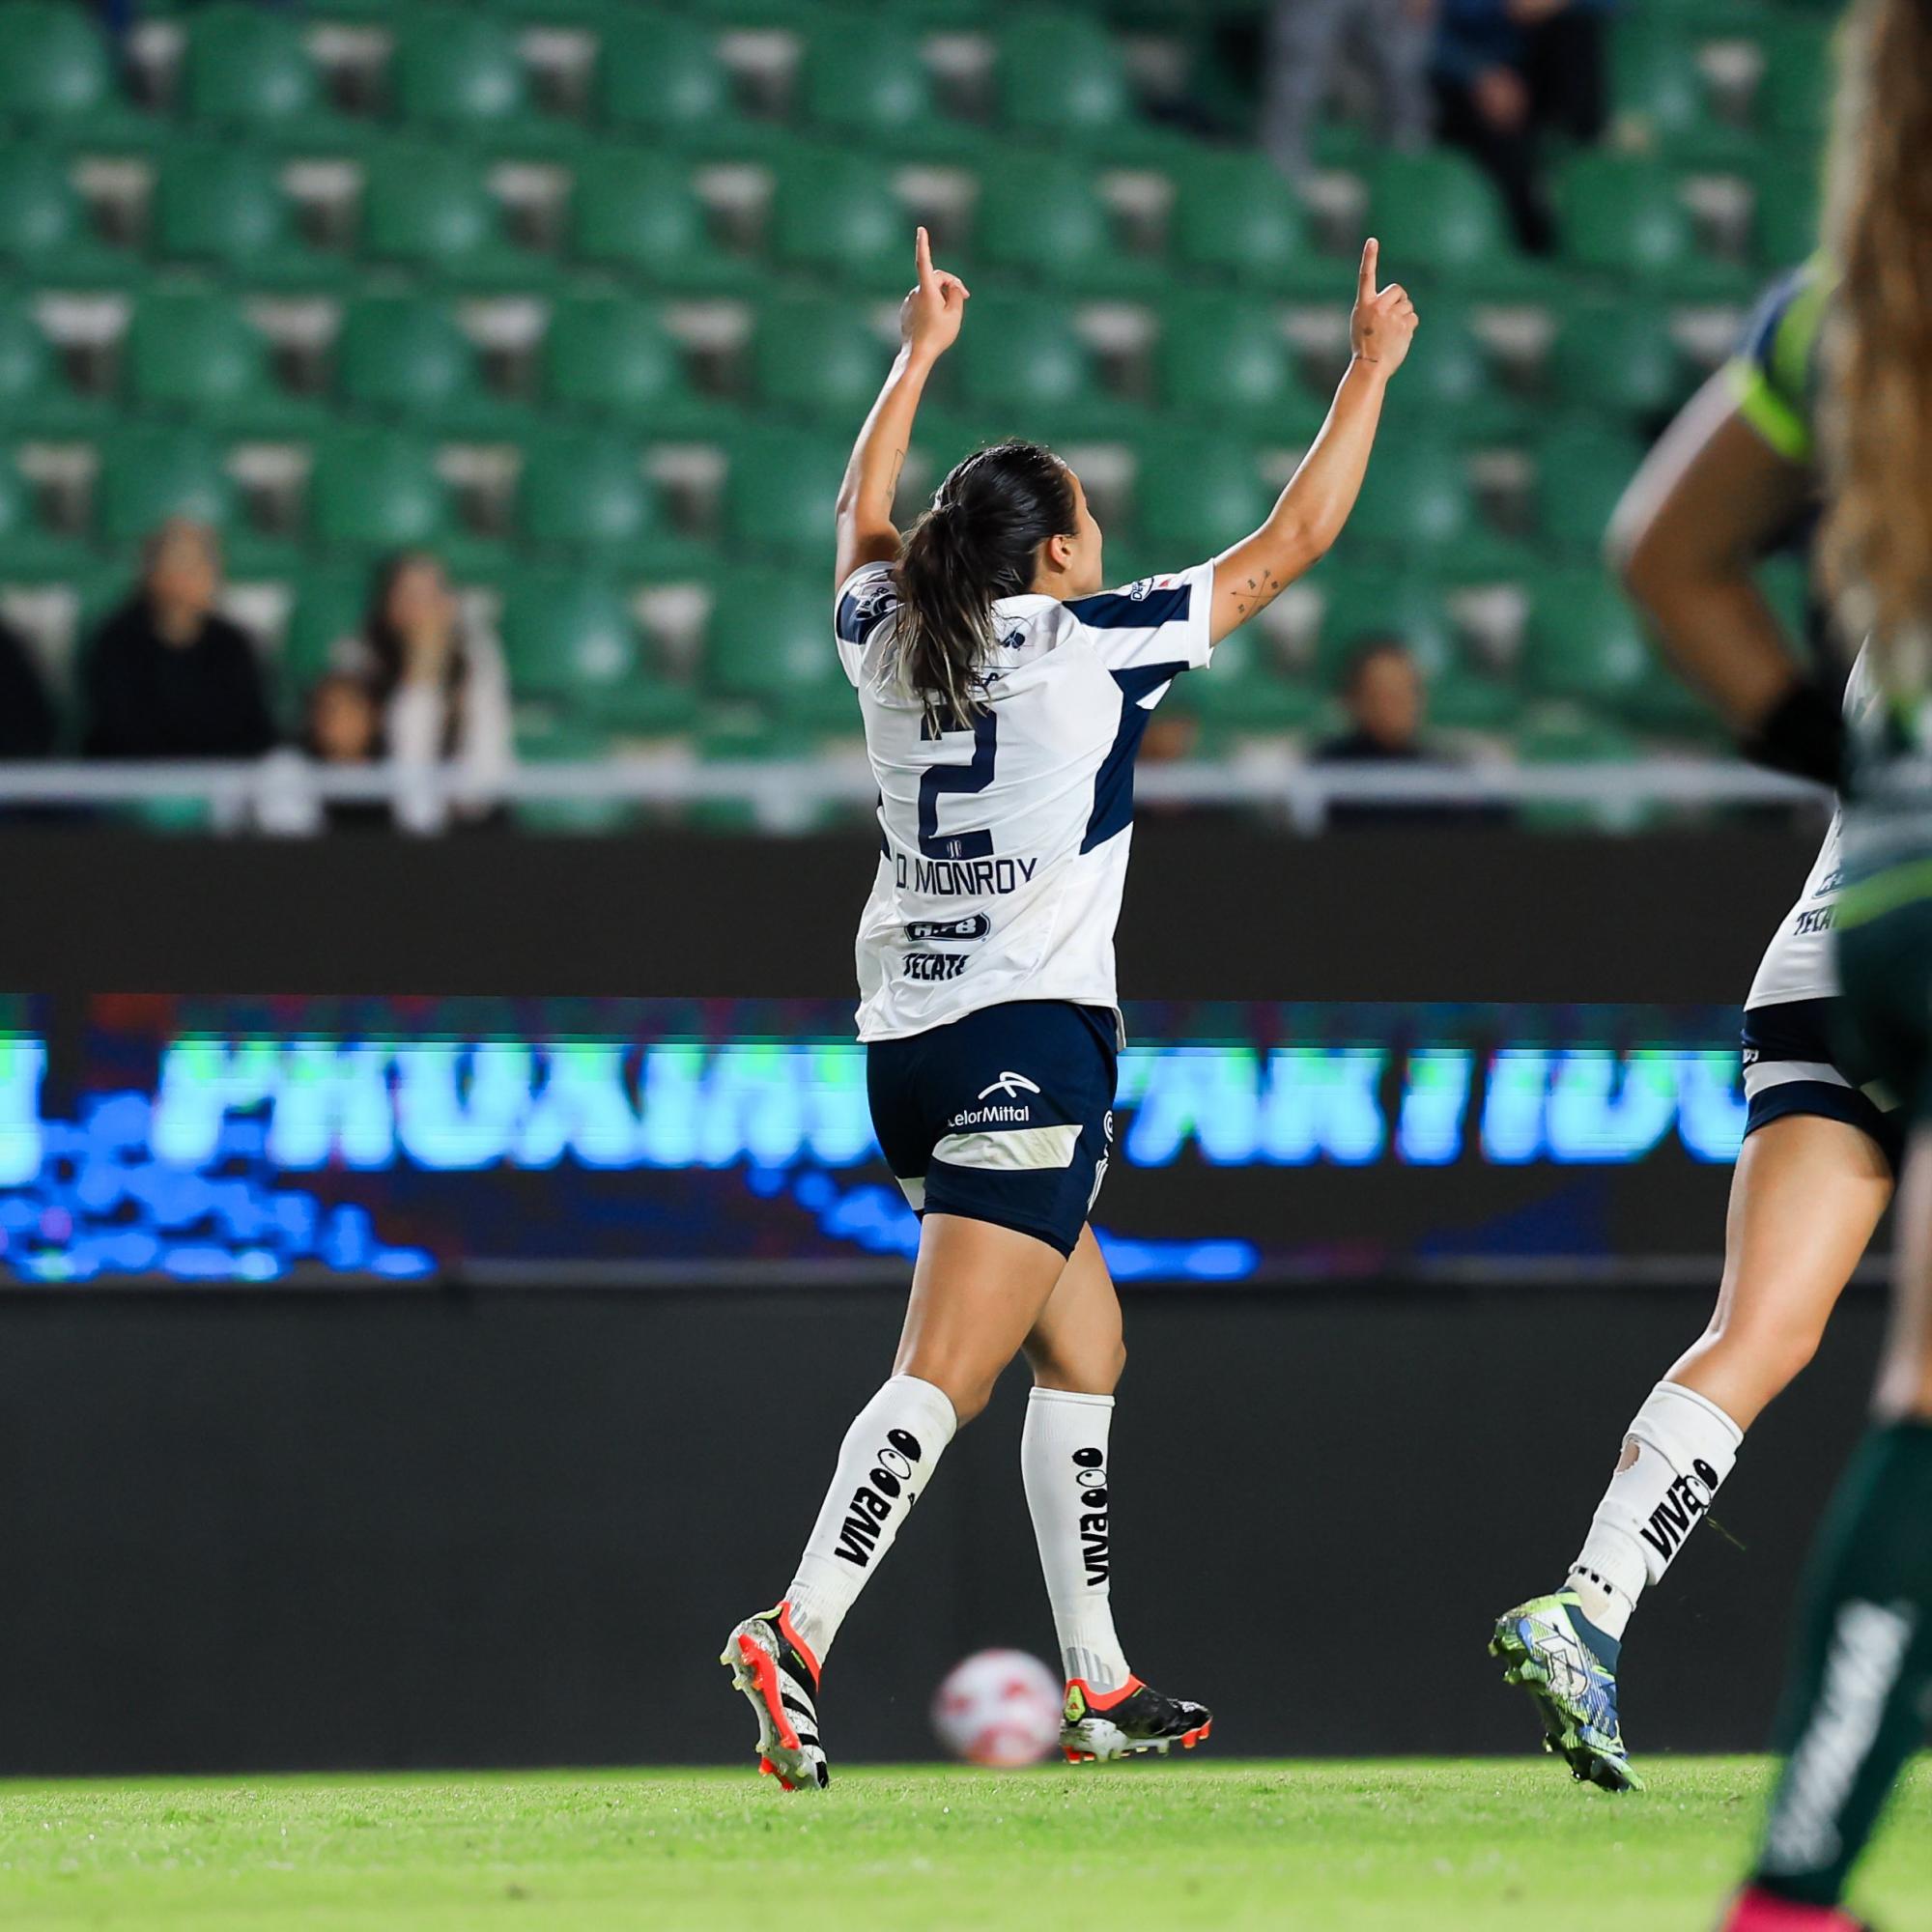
top-left (886, 445), bottom-right (905, 502)
top-left (1230, 569), bottom-right (1282, 623)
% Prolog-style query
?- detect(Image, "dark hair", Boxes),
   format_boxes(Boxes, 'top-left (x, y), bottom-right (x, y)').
top-left (362, 550), bottom-right (469, 757)
top-left (891, 441), bottom-right (1077, 725)
top-left (1340, 633), bottom-right (1414, 695)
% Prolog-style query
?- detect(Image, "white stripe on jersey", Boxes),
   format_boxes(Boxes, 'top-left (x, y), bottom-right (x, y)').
top-left (836, 559), bottom-right (1216, 1041)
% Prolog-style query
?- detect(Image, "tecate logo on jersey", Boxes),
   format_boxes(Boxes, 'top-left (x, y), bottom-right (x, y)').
top-left (903, 952), bottom-right (967, 981)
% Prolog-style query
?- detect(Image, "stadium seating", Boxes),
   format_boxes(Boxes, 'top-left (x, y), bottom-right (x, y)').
top-left (0, 0), bottom-right (1835, 775)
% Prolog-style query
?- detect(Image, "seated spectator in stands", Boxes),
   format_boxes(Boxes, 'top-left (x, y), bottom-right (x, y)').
top-left (82, 520), bottom-right (276, 760)
top-left (0, 616), bottom-right (57, 759)
top-left (1432, 0), bottom-right (1615, 254)
top-left (306, 670), bottom-right (391, 834)
top-left (1264, 0), bottom-right (1435, 181)
top-left (336, 551), bottom-right (512, 835)
top-left (1312, 634), bottom-right (1492, 827)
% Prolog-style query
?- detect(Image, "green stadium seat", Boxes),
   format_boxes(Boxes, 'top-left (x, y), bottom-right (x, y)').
top-left (770, 157), bottom-right (908, 291)
top-left (360, 145), bottom-right (552, 288)
top-left (390, 8), bottom-right (566, 154)
top-left (1364, 151), bottom-right (1537, 296)
top-left (975, 160), bottom-right (1151, 293)
top-left (507, 569), bottom-right (698, 734)
top-left (753, 300), bottom-right (892, 423)
top-left (595, 14), bottom-right (742, 150)
top-left (1555, 156), bottom-right (1741, 296)
top-left (1169, 153), bottom-right (1334, 297)
top-left (182, 4), bottom-right (356, 150)
top-left (1393, 303), bottom-right (1518, 434)
top-left (0, 2), bottom-right (156, 149)
top-left (1341, 440), bottom-right (1473, 554)
top-left (724, 430), bottom-right (846, 557)
top-left (308, 428), bottom-right (449, 553)
top-left (1610, 19), bottom-right (1752, 165)
top-left (1313, 572), bottom-right (1460, 691)
top-left (542, 294), bottom-right (710, 431)
top-left (996, 13), bottom-right (1132, 146)
top-left (1534, 420), bottom-right (1645, 555)
top-left (151, 147), bottom-right (334, 290)
top-left (337, 295), bottom-right (519, 433)
top-left (0, 297), bottom-right (100, 437)
top-left (706, 569), bottom-right (854, 729)
top-left (1522, 568), bottom-right (1662, 715)
top-left (799, 16), bottom-right (939, 147)
top-left (0, 447), bottom-right (85, 578)
top-left (1156, 298), bottom-right (1318, 430)
top-left (1754, 158), bottom-right (1824, 271)
top-left (1426, 661), bottom-right (1523, 733)
top-left (572, 153), bottom-right (751, 292)
top-left (516, 431), bottom-right (682, 570)
top-left (1757, 14), bottom-right (1833, 140)
top-left (952, 297), bottom-right (1101, 427)
top-left (97, 428), bottom-right (236, 545)
top-left (0, 151), bottom-right (131, 285)
top-left (1133, 436), bottom-right (1270, 558)
top-left (125, 289), bottom-right (314, 434)
top-left (1548, 300), bottom-right (1691, 422)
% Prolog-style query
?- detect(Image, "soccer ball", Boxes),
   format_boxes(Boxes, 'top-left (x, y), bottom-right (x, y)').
top-left (930, 1649), bottom-right (1064, 1767)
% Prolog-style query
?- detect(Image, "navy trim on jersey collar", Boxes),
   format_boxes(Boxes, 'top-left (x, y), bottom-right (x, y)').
top-left (1082, 662), bottom-right (1185, 853)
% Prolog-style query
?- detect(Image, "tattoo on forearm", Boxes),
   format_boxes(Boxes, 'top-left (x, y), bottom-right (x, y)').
top-left (886, 446), bottom-right (905, 502)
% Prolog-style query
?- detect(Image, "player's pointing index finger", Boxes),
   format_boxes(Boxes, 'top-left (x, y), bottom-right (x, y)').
top-left (916, 225), bottom-right (935, 290)
top-left (1357, 237), bottom-right (1378, 300)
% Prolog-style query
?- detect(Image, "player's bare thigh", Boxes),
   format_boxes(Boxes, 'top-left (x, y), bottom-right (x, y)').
top-left (1667, 1113), bottom-right (1892, 1428)
top-left (1876, 1127), bottom-right (1932, 1418)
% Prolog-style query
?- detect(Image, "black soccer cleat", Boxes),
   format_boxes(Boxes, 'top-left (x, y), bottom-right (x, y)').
top-left (1060, 1675), bottom-right (1213, 1762)
top-left (721, 1602), bottom-right (830, 1791)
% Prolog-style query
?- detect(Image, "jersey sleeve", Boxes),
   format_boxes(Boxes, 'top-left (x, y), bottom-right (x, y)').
top-left (834, 560), bottom-right (900, 687)
top-left (1061, 562), bottom-right (1216, 675)
top-left (1723, 259), bottom-right (1832, 466)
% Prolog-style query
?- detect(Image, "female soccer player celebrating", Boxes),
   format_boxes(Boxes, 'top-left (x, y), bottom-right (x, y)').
top-left (1489, 249), bottom-right (1896, 1793)
top-left (724, 228), bottom-right (1416, 1789)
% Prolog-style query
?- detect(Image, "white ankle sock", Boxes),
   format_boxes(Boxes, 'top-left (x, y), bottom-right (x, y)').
top-left (1569, 1380), bottom-right (1744, 1639)
top-left (781, 1374), bottom-right (957, 1665)
top-left (1021, 1386), bottom-right (1131, 1692)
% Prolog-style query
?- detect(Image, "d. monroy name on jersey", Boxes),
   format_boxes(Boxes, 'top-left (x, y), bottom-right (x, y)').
top-left (895, 852), bottom-right (1041, 897)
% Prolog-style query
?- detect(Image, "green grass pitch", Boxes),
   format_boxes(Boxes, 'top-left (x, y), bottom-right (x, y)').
top-left (0, 1759), bottom-right (1925, 1930)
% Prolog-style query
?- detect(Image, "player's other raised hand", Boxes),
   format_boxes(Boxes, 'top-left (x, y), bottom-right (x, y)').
top-left (899, 225), bottom-right (971, 363)
top-left (1350, 239), bottom-right (1418, 375)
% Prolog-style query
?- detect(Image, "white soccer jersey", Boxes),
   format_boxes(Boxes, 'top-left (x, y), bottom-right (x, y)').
top-left (1746, 645), bottom-right (1878, 1009)
top-left (836, 558), bottom-right (1216, 1041)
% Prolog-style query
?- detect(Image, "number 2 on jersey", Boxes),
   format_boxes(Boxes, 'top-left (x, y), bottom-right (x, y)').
top-left (918, 711), bottom-right (997, 861)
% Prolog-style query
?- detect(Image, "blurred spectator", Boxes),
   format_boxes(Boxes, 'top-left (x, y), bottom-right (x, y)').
top-left (81, 520), bottom-right (276, 759)
top-left (0, 616), bottom-right (57, 759)
top-left (1312, 635), bottom-right (1492, 827)
top-left (306, 671), bottom-right (391, 833)
top-left (1264, 0), bottom-right (1435, 180)
top-left (1433, 0), bottom-right (1614, 254)
top-left (335, 551), bottom-right (512, 835)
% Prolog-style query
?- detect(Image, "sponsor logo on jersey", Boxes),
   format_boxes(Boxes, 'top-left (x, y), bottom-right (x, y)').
top-left (904, 952), bottom-right (967, 981)
top-left (1814, 866), bottom-right (1842, 896)
top-left (949, 1102), bottom-right (1031, 1127)
top-left (979, 1071), bottom-right (1041, 1101)
top-left (895, 854), bottom-right (1040, 897)
top-left (905, 914), bottom-right (991, 942)
top-left (1073, 1445), bottom-right (1109, 1587)
top-left (1639, 1457), bottom-right (1721, 1566)
top-left (1795, 905), bottom-right (1836, 936)
top-left (1124, 578), bottom-right (1154, 602)
top-left (832, 1427), bottom-right (925, 1569)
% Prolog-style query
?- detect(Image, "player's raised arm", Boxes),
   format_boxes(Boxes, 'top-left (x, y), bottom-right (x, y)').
top-left (833, 226), bottom-right (970, 591)
top-left (1207, 239), bottom-right (1417, 643)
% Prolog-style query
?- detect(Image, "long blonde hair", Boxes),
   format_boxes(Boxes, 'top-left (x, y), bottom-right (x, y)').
top-left (1818, 0), bottom-right (1932, 686)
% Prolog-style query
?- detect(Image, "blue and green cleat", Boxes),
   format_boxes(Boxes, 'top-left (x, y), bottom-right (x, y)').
top-left (1490, 1592), bottom-right (1642, 1793)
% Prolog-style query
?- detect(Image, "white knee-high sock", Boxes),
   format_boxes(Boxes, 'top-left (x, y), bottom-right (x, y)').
top-left (781, 1374), bottom-right (957, 1665)
top-left (1568, 1380), bottom-right (1745, 1639)
top-left (1021, 1386), bottom-right (1131, 1692)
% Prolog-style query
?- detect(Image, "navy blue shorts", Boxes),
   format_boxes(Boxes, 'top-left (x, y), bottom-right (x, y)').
top-left (1741, 996), bottom-right (1904, 1172)
top-left (867, 1001), bottom-right (1118, 1259)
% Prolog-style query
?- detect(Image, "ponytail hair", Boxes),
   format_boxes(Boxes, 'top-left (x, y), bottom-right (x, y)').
top-left (890, 441), bottom-right (1076, 725)
top-left (1818, 0), bottom-right (1932, 685)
